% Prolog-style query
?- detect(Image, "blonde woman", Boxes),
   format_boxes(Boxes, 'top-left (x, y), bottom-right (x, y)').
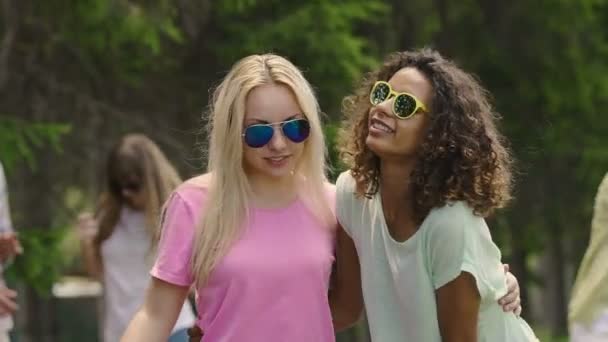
top-left (75, 134), bottom-right (195, 342)
top-left (122, 54), bottom-right (345, 342)
top-left (0, 161), bottom-right (21, 342)
top-left (569, 172), bottom-right (608, 342)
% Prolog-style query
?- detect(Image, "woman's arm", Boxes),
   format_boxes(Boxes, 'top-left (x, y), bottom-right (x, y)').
top-left (436, 271), bottom-right (480, 342)
top-left (80, 238), bottom-right (102, 279)
top-left (329, 225), bottom-right (364, 331)
top-left (76, 213), bottom-right (103, 279)
top-left (121, 277), bottom-right (190, 342)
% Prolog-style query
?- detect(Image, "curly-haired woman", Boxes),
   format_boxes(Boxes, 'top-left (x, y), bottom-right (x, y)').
top-left (333, 48), bottom-right (538, 341)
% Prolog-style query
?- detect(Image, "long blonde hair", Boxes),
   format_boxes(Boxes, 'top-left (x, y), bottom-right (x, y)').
top-left (95, 133), bottom-right (182, 254)
top-left (192, 54), bottom-right (333, 286)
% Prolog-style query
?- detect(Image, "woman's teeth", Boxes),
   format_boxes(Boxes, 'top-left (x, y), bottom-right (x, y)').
top-left (371, 121), bottom-right (393, 133)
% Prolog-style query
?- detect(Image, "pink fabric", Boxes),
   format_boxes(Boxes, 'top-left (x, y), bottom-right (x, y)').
top-left (151, 183), bottom-right (337, 342)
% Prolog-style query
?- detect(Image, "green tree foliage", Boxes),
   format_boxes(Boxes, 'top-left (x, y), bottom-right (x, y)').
top-left (210, 0), bottom-right (386, 112)
top-left (32, 0), bottom-right (183, 82)
top-left (23, 0), bottom-right (385, 113)
top-left (0, 118), bottom-right (70, 296)
top-left (4, 227), bottom-right (68, 296)
top-left (0, 118), bottom-right (70, 171)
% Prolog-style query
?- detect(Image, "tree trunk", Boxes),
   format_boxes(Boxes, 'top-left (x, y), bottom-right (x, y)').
top-left (548, 215), bottom-right (568, 336)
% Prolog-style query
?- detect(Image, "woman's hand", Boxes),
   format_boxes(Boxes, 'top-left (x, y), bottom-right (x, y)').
top-left (0, 232), bottom-right (22, 263)
top-left (0, 287), bottom-right (17, 316)
top-left (76, 212), bottom-right (98, 242)
top-left (187, 325), bottom-right (203, 342)
top-left (498, 264), bottom-right (522, 316)
top-left (75, 212), bottom-right (102, 278)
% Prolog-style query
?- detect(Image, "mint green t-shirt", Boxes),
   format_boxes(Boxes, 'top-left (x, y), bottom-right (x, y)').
top-left (336, 172), bottom-right (538, 342)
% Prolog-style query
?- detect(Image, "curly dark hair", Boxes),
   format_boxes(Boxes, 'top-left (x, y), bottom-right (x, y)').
top-left (339, 48), bottom-right (513, 221)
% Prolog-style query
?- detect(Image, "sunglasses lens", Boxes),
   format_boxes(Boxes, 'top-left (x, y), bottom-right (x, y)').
top-left (283, 119), bottom-right (310, 143)
top-left (371, 82), bottom-right (390, 105)
top-left (394, 94), bottom-right (417, 118)
top-left (244, 125), bottom-right (274, 148)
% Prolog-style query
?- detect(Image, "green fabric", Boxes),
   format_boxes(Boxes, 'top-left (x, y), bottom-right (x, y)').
top-left (569, 172), bottom-right (608, 327)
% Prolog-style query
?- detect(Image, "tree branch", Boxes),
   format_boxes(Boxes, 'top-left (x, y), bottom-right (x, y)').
top-left (176, 0), bottom-right (212, 41)
top-left (433, 0), bottom-right (451, 53)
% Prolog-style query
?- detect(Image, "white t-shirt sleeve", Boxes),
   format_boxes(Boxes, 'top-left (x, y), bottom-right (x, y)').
top-left (426, 203), bottom-right (505, 300)
top-left (0, 162), bottom-right (13, 233)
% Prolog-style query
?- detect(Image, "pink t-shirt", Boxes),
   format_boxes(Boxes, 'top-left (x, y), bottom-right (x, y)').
top-left (151, 183), bottom-right (337, 342)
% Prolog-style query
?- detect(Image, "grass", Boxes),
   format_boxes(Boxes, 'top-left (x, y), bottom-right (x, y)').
top-left (534, 327), bottom-right (569, 342)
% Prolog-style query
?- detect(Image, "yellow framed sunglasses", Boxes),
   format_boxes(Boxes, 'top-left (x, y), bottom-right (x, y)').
top-left (369, 81), bottom-right (428, 119)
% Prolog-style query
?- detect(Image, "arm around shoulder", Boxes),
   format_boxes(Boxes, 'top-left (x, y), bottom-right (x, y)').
top-left (80, 238), bottom-right (103, 280)
top-left (329, 224), bottom-right (363, 331)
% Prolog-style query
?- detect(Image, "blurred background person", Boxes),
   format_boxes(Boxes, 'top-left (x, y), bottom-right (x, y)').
top-left (0, 160), bottom-right (22, 342)
top-left (569, 172), bottom-right (608, 342)
top-left (75, 134), bottom-right (195, 342)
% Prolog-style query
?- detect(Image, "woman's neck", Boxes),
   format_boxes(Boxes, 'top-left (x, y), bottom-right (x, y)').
top-left (247, 173), bottom-right (300, 208)
top-left (379, 159), bottom-right (416, 217)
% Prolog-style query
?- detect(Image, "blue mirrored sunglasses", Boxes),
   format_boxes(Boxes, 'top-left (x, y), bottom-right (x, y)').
top-left (242, 118), bottom-right (310, 148)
